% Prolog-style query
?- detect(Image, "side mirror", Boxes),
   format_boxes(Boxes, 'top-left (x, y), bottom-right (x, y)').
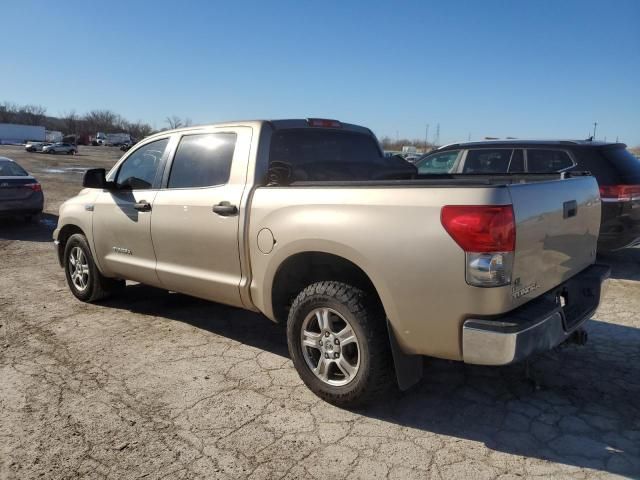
top-left (83, 168), bottom-right (108, 189)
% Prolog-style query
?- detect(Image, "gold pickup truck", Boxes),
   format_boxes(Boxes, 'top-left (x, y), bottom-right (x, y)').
top-left (54, 119), bottom-right (609, 406)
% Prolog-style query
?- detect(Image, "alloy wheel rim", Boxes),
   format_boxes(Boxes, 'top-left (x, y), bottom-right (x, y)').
top-left (69, 246), bottom-right (89, 292)
top-left (300, 307), bottom-right (361, 386)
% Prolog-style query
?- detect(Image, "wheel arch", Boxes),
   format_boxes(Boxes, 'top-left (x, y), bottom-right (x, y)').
top-left (56, 224), bottom-right (86, 266)
top-left (269, 250), bottom-right (389, 325)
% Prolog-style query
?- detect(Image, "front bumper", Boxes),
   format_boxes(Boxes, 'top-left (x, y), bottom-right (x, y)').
top-left (462, 264), bottom-right (610, 366)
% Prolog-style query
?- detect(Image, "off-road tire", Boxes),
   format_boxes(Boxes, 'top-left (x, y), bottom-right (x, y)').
top-left (287, 281), bottom-right (395, 407)
top-left (64, 233), bottom-right (124, 302)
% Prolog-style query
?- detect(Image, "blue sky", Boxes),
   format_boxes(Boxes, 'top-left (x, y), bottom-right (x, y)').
top-left (2, 0), bottom-right (639, 145)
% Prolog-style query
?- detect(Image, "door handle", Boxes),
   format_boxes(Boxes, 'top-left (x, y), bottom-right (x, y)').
top-left (212, 201), bottom-right (238, 216)
top-left (133, 200), bottom-right (152, 212)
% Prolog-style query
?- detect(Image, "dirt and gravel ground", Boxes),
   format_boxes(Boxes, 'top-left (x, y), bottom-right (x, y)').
top-left (1, 144), bottom-right (639, 479)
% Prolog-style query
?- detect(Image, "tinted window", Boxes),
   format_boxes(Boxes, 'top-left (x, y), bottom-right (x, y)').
top-left (416, 150), bottom-right (460, 174)
top-left (168, 133), bottom-right (236, 188)
top-left (268, 129), bottom-right (414, 182)
top-left (270, 130), bottom-right (381, 165)
top-left (0, 160), bottom-right (28, 176)
top-left (462, 149), bottom-right (513, 173)
top-left (527, 149), bottom-right (574, 172)
top-left (116, 138), bottom-right (168, 189)
top-left (509, 149), bottom-right (524, 172)
top-left (600, 147), bottom-right (640, 181)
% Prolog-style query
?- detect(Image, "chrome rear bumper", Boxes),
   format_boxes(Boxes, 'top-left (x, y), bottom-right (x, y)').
top-left (462, 264), bottom-right (610, 366)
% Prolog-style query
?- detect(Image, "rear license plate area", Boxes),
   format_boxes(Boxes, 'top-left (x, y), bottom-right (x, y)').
top-left (555, 283), bottom-right (594, 331)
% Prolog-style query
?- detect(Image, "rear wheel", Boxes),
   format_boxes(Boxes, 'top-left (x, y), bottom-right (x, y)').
top-left (287, 281), bottom-right (395, 407)
top-left (64, 233), bottom-right (124, 302)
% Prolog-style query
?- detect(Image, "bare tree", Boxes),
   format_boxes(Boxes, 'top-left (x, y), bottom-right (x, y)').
top-left (165, 115), bottom-right (184, 129)
top-left (83, 109), bottom-right (119, 133)
top-left (18, 104), bottom-right (47, 125)
top-left (62, 110), bottom-right (79, 134)
top-left (127, 121), bottom-right (153, 140)
top-left (0, 102), bottom-right (19, 123)
top-left (380, 136), bottom-right (434, 152)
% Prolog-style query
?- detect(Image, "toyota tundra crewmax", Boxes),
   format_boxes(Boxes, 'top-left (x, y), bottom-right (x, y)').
top-left (53, 119), bottom-right (610, 406)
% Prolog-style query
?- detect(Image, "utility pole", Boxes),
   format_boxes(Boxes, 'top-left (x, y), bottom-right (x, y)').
top-left (425, 124), bottom-right (430, 148)
top-left (435, 123), bottom-right (440, 147)
top-left (467, 132), bottom-right (471, 142)
top-left (593, 122), bottom-right (598, 140)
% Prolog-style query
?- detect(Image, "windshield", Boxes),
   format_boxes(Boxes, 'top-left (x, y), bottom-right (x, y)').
top-left (0, 160), bottom-right (28, 176)
top-left (415, 150), bottom-right (460, 174)
top-left (268, 129), bottom-right (415, 183)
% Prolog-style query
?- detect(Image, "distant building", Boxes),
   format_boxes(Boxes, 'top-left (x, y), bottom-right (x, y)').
top-left (46, 130), bottom-right (63, 143)
top-left (0, 123), bottom-right (46, 144)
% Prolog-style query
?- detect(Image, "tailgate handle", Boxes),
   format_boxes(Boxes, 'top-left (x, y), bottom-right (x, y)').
top-left (563, 200), bottom-right (577, 219)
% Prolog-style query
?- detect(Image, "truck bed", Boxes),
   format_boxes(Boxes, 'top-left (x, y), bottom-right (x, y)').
top-left (249, 174), bottom-right (601, 359)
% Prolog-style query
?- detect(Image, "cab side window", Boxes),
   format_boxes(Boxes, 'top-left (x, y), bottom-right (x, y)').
top-left (527, 149), bottom-right (574, 172)
top-left (116, 138), bottom-right (169, 190)
top-left (168, 133), bottom-right (236, 188)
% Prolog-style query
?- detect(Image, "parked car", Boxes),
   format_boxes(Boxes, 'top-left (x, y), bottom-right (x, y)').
top-left (25, 141), bottom-right (51, 152)
top-left (415, 140), bottom-right (640, 251)
top-left (43, 142), bottom-right (77, 155)
top-left (0, 156), bottom-right (44, 221)
top-left (54, 119), bottom-right (608, 406)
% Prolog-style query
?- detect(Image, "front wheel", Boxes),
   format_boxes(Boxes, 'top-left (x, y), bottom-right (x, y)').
top-left (64, 233), bottom-right (124, 302)
top-left (287, 281), bottom-right (395, 407)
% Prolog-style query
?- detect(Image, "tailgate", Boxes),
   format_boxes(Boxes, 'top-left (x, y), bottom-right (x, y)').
top-left (507, 176), bottom-right (601, 303)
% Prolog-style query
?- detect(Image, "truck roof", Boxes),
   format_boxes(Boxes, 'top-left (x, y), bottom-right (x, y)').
top-left (145, 119), bottom-right (373, 140)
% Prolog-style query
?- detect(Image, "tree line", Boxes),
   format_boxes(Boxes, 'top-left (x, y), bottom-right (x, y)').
top-left (379, 136), bottom-right (436, 152)
top-left (0, 101), bottom-right (192, 142)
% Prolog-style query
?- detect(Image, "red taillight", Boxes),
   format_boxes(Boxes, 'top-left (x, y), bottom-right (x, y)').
top-left (306, 118), bottom-right (342, 128)
top-left (441, 205), bottom-right (515, 253)
top-left (25, 183), bottom-right (42, 192)
top-left (599, 184), bottom-right (640, 202)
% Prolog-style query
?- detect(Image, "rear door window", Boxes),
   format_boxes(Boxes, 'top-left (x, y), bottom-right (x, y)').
top-left (462, 149), bottom-right (513, 173)
top-left (527, 149), bottom-right (574, 172)
top-left (168, 133), bottom-right (236, 188)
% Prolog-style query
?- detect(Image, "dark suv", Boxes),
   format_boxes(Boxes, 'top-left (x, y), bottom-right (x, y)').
top-left (415, 140), bottom-right (640, 251)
